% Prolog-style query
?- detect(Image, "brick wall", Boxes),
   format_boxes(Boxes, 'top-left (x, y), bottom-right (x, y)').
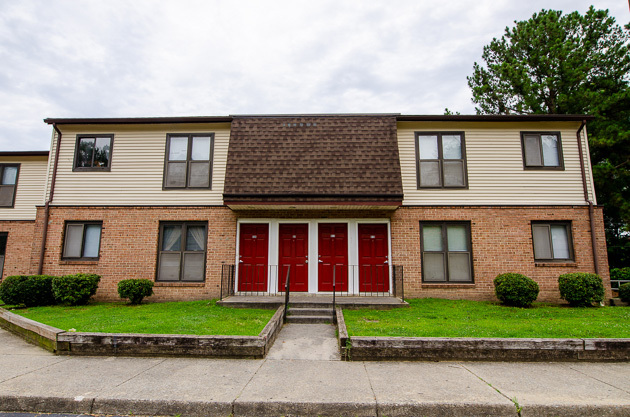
top-left (391, 205), bottom-right (610, 302)
top-left (28, 205), bottom-right (610, 303)
top-left (0, 221), bottom-right (37, 279)
top-left (31, 206), bottom-right (237, 301)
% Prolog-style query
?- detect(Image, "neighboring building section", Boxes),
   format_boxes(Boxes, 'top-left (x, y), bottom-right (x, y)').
top-left (0, 152), bottom-right (48, 220)
top-left (0, 151), bottom-right (49, 279)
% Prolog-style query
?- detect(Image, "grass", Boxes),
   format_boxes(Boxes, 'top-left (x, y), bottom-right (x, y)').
top-left (8, 300), bottom-right (274, 336)
top-left (343, 298), bottom-right (630, 338)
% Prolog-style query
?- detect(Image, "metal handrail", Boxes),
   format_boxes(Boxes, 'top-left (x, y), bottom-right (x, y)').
top-left (283, 265), bottom-right (291, 323)
top-left (611, 279), bottom-right (630, 290)
top-left (332, 265), bottom-right (337, 324)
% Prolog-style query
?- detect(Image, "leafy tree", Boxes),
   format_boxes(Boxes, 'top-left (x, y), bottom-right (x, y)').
top-left (468, 7), bottom-right (630, 268)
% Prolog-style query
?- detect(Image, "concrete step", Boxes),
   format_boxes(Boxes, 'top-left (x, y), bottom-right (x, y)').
top-left (285, 315), bottom-right (333, 324)
top-left (288, 302), bottom-right (333, 309)
top-left (288, 307), bottom-right (333, 316)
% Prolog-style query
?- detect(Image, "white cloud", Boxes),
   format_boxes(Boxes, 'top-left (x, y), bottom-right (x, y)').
top-left (0, 0), bottom-right (627, 150)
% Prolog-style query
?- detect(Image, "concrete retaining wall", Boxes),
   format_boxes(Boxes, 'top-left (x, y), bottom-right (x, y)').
top-left (0, 307), bottom-right (64, 352)
top-left (335, 307), bottom-right (630, 362)
top-left (0, 305), bottom-right (285, 358)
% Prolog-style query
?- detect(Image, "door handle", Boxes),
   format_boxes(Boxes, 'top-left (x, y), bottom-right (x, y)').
top-left (319, 260), bottom-right (323, 263)
top-left (384, 260), bottom-right (388, 264)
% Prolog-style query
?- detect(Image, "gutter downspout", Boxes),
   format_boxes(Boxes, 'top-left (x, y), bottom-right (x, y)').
top-left (37, 124), bottom-right (62, 275)
top-left (576, 120), bottom-right (600, 275)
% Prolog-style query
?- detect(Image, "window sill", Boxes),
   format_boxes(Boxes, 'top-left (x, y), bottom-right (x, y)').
top-left (421, 283), bottom-right (475, 289)
top-left (535, 262), bottom-right (578, 268)
top-left (154, 282), bottom-right (205, 287)
top-left (59, 260), bottom-right (99, 265)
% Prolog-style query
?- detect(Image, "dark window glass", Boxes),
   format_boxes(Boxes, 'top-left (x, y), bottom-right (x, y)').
top-left (532, 222), bottom-right (573, 261)
top-left (521, 133), bottom-right (563, 169)
top-left (0, 232), bottom-right (7, 278)
top-left (164, 134), bottom-right (213, 189)
top-left (75, 135), bottom-right (113, 170)
top-left (421, 222), bottom-right (473, 282)
top-left (416, 132), bottom-right (467, 188)
top-left (0, 164), bottom-right (19, 207)
top-left (157, 222), bottom-right (207, 281)
top-left (62, 222), bottom-right (102, 260)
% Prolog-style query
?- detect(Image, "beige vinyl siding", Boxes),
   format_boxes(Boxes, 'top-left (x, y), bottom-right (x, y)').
top-left (398, 121), bottom-right (596, 206)
top-left (46, 123), bottom-right (230, 206)
top-left (0, 156), bottom-right (48, 220)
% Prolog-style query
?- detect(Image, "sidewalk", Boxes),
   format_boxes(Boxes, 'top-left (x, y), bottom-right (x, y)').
top-left (0, 326), bottom-right (629, 417)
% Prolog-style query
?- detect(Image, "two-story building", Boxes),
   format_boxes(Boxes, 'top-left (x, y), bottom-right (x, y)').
top-left (0, 114), bottom-right (610, 302)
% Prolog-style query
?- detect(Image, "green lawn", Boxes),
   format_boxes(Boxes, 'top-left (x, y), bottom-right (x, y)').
top-left (343, 298), bottom-right (630, 338)
top-left (8, 300), bottom-right (274, 336)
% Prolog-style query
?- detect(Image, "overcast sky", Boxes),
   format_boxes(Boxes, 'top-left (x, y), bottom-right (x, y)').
top-left (0, 1), bottom-right (627, 151)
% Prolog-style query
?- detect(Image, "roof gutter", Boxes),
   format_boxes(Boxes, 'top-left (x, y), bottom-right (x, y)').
top-left (37, 124), bottom-right (62, 274)
top-left (575, 120), bottom-right (600, 275)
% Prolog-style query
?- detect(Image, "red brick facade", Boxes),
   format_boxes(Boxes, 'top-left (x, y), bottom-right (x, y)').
top-left (23, 204), bottom-right (609, 303)
top-left (391, 205), bottom-right (610, 302)
top-left (0, 221), bottom-right (37, 279)
top-left (31, 206), bottom-right (238, 302)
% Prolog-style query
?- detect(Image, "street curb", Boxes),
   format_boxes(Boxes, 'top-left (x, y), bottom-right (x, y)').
top-left (3, 395), bottom-right (630, 417)
top-left (0, 394), bottom-right (94, 414)
top-left (0, 305), bottom-right (284, 359)
top-left (233, 400), bottom-right (377, 417)
top-left (335, 307), bottom-right (630, 361)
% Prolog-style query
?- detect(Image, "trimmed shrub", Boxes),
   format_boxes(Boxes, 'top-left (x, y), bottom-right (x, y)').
top-left (610, 267), bottom-right (630, 282)
top-left (0, 275), bottom-right (56, 307)
top-left (619, 283), bottom-right (630, 304)
top-left (494, 273), bottom-right (539, 307)
top-left (118, 279), bottom-right (154, 304)
top-left (558, 273), bottom-right (605, 307)
top-left (52, 273), bottom-right (100, 306)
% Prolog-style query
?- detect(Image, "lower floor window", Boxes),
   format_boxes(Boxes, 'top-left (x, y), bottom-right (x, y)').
top-left (532, 222), bottom-right (573, 261)
top-left (0, 232), bottom-right (6, 277)
top-left (420, 222), bottom-right (473, 282)
top-left (63, 222), bottom-right (102, 260)
top-left (157, 222), bottom-right (207, 281)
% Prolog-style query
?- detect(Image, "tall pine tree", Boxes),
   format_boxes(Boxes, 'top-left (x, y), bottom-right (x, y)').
top-left (468, 7), bottom-right (630, 268)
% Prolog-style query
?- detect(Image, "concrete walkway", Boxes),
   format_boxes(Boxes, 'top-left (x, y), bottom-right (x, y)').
top-left (0, 328), bottom-right (629, 417)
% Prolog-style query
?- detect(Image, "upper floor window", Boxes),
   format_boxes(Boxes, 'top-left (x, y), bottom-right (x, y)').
top-left (531, 221), bottom-right (573, 261)
top-left (62, 221), bottom-right (102, 260)
top-left (415, 132), bottom-right (467, 188)
top-left (0, 164), bottom-right (19, 207)
top-left (74, 135), bottom-right (113, 171)
top-left (164, 134), bottom-right (214, 189)
top-left (420, 221), bottom-right (473, 283)
top-left (521, 132), bottom-right (563, 169)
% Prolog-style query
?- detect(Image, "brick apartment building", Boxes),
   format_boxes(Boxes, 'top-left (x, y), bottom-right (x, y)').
top-left (0, 114), bottom-right (610, 302)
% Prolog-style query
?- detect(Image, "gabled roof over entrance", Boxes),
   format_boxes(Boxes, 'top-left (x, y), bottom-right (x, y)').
top-left (223, 115), bottom-right (403, 209)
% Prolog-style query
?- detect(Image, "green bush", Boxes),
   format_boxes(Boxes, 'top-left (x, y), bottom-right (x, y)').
top-left (494, 273), bottom-right (540, 307)
top-left (610, 267), bottom-right (630, 282)
top-left (117, 279), bottom-right (154, 304)
top-left (52, 273), bottom-right (100, 306)
top-left (0, 275), bottom-right (56, 307)
top-left (558, 273), bottom-right (605, 307)
top-left (619, 283), bottom-right (630, 304)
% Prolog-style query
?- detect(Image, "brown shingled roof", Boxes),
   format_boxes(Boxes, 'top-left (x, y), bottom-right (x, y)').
top-left (223, 115), bottom-right (403, 202)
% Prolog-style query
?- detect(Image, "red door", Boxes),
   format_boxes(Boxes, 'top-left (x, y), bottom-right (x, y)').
top-left (278, 224), bottom-right (309, 292)
top-left (358, 224), bottom-right (390, 292)
top-left (318, 223), bottom-right (348, 292)
top-left (238, 224), bottom-right (269, 292)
